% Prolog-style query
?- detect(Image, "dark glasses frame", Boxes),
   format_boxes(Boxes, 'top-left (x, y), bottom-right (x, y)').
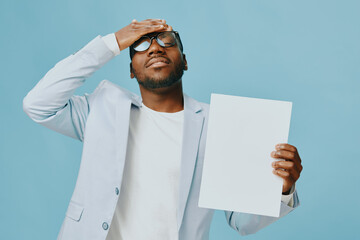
top-left (132, 31), bottom-right (180, 52)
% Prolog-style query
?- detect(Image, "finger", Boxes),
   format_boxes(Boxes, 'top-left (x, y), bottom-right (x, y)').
top-left (276, 144), bottom-right (301, 162)
top-left (272, 150), bottom-right (300, 165)
top-left (148, 26), bottom-right (170, 36)
top-left (144, 18), bottom-right (165, 23)
top-left (270, 144), bottom-right (301, 168)
top-left (275, 143), bottom-right (297, 153)
top-left (134, 22), bottom-right (168, 31)
top-left (132, 19), bottom-right (169, 33)
top-left (138, 19), bottom-right (166, 26)
top-left (131, 21), bottom-right (165, 28)
top-left (149, 24), bottom-right (168, 32)
top-left (165, 25), bottom-right (173, 31)
top-left (271, 150), bottom-right (302, 171)
top-left (271, 150), bottom-right (296, 160)
top-left (272, 160), bottom-right (295, 171)
top-left (272, 169), bottom-right (294, 192)
top-left (272, 160), bottom-right (301, 180)
top-left (273, 168), bottom-right (292, 180)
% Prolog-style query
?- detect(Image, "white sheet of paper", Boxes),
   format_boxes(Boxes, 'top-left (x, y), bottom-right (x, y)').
top-left (198, 93), bottom-right (292, 217)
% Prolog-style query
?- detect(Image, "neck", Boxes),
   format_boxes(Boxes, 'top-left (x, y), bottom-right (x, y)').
top-left (139, 80), bottom-right (184, 113)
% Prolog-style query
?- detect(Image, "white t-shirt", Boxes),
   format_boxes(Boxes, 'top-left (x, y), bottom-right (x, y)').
top-left (106, 103), bottom-right (184, 240)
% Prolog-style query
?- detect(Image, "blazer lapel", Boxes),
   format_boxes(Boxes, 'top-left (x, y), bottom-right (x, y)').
top-left (115, 92), bottom-right (142, 188)
top-left (177, 94), bottom-right (204, 230)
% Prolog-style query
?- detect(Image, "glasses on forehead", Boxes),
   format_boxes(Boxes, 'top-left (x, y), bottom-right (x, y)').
top-left (132, 31), bottom-right (179, 52)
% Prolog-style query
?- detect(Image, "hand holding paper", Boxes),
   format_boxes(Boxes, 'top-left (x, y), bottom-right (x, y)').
top-left (271, 143), bottom-right (302, 194)
top-left (198, 93), bottom-right (303, 217)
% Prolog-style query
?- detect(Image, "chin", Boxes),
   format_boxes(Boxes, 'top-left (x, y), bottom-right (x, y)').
top-left (137, 76), bottom-right (180, 90)
top-left (134, 66), bottom-right (184, 90)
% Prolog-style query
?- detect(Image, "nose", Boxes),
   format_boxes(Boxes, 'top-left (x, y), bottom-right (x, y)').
top-left (147, 38), bottom-right (165, 56)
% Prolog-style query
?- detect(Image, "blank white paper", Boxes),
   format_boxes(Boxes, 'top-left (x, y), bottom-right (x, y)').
top-left (198, 93), bottom-right (292, 217)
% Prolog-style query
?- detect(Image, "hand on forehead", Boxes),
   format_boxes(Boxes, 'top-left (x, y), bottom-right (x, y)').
top-left (132, 19), bottom-right (173, 36)
top-left (114, 19), bottom-right (174, 52)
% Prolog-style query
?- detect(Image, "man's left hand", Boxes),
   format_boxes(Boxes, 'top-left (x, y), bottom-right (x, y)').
top-left (271, 143), bottom-right (303, 195)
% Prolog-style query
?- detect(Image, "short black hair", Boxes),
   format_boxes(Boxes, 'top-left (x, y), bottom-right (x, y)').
top-left (129, 31), bottom-right (183, 59)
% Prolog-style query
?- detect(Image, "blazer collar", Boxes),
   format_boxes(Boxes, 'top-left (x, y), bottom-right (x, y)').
top-left (126, 91), bottom-right (142, 107)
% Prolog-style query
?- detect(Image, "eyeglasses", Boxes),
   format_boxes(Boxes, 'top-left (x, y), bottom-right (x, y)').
top-left (132, 31), bottom-right (179, 52)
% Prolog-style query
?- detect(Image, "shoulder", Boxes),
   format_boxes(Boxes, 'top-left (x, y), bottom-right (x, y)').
top-left (184, 94), bottom-right (209, 117)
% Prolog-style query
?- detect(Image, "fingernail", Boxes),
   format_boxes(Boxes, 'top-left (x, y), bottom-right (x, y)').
top-left (272, 162), bottom-right (276, 167)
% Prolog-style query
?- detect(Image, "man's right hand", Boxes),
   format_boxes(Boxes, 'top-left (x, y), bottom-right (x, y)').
top-left (115, 19), bottom-right (173, 51)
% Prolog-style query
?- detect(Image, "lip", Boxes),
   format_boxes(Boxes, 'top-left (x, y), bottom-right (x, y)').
top-left (146, 57), bottom-right (170, 68)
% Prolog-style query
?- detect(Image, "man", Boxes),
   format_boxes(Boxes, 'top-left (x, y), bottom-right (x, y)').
top-left (23, 19), bottom-right (303, 240)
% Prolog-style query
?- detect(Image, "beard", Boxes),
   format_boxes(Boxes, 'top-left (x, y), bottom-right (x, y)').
top-left (133, 60), bottom-right (185, 90)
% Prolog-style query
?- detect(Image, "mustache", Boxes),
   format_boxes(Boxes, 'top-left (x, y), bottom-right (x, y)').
top-left (145, 55), bottom-right (171, 68)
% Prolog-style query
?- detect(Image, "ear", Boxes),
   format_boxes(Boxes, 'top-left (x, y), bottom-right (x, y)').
top-left (182, 54), bottom-right (188, 71)
top-left (130, 62), bottom-right (135, 79)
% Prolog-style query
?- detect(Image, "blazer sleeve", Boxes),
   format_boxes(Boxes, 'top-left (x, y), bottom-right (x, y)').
top-left (23, 36), bottom-right (115, 141)
top-left (224, 190), bottom-right (300, 236)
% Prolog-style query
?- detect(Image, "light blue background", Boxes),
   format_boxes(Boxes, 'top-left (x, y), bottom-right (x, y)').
top-left (1, 0), bottom-right (359, 239)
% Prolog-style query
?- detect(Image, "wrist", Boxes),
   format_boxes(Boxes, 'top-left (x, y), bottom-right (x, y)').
top-left (282, 184), bottom-right (295, 195)
top-left (115, 31), bottom-right (122, 51)
top-left (282, 189), bottom-right (291, 195)
top-left (102, 33), bottom-right (121, 56)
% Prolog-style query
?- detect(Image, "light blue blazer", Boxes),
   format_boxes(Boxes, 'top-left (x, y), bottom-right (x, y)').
top-left (23, 36), bottom-right (299, 240)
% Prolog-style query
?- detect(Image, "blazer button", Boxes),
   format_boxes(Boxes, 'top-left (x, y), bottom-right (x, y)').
top-left (115, 187), bottom-right (119, 195)
top-left (102, 222), bottom-right (109, 230)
